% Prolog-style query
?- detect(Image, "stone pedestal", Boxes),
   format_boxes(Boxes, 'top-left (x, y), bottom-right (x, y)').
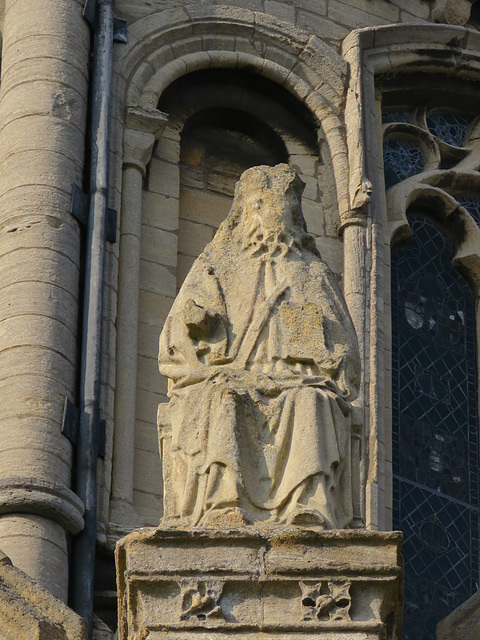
top-left (116, 527), bottom-right (403, 640)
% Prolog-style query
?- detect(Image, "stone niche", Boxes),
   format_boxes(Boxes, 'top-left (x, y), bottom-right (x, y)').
top-left (116, 527), bottom-right (403, 640)
top-left (116, 164), bottom-right (403, 639)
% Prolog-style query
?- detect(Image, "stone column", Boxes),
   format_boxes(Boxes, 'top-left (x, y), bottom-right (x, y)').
top-left (0, 0), bottom-right (89, 600)
top-left (109, 107), bottom-right (167, 534)
top-left (342, 218), bottom-right (368, 527)
top-left (342, 32), bottom-right (386, 531)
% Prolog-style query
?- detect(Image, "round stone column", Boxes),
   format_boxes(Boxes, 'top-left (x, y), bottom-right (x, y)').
top-left (0, 0), bottom-right (89, 600)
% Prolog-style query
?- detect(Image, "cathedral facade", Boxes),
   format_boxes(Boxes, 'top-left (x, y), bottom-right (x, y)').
top-left (0, 0), bottom-right (479, 638)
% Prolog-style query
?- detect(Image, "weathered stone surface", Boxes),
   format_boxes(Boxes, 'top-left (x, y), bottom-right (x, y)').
top-left (0, 0), bottom-right (89, 599)
top-left (158, 165), bottom-right (361, 530)
top-left (0, 550), bottom-right (86, 640)
top-left (437, 590), bottom-right (480, 640)
top-left (432, 0), bottom-right (474, 25)
top-left (116, 527), bottom-right (403, 640)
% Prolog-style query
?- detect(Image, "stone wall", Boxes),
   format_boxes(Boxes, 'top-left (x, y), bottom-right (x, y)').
top-left (0, 0), bottom-right (480, 636)
top-left (116, 0), bottom-right (431, 39)
top-left (101, 0), bottom-right (480, 541)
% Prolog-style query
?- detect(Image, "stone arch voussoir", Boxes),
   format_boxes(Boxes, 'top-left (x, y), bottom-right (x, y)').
top-left (119, 5), bottom-right (351, 219)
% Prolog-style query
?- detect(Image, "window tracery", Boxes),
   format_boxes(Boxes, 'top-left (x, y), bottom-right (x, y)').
top-left (426, 112), bottom-right (473, 149)
top-left (384, 98), bottom-right (480, 638)
top-left (455, 197), bottom-right (480, 225)
top-left (382, 105), bottom-right (477, 184)
top-left (382, 111), bottom-right (410, 125)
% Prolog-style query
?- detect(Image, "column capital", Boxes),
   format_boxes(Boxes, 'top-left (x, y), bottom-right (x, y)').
top-left (126, 105), bottom-right (168, 136)
top-left (123, 105), bottom-right (169, 175)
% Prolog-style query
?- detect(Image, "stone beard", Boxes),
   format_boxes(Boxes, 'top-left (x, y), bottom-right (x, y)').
top-left (158, 164), bottom-right (360, 529)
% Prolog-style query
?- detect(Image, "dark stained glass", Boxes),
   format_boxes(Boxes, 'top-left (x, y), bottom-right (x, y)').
top-left (384, 139), bottom-right (425, 189)
top-left (382, 111), bottom-right (410, 124)
top-left (426, 112), bottom-right (471, 148)
top-left (391, 215), bottom-right (479, 640)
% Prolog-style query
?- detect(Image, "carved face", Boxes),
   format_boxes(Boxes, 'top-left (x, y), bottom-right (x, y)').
top-left (242, 187), bottom-right (302, 237)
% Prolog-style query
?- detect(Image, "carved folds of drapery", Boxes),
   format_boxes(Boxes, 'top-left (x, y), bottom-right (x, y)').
top-left (157, 164), bottom-right (361, 530)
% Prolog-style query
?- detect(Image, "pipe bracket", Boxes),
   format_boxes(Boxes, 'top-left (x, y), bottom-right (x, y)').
top-left (83, 0), bottom-right (128, 43)
top-left (106, 208), bottom-right (117, 243)
top-left (62, 397), bottom-right (107, 459)
top-left (62, 397), bottom-right (80, 445)
top-left (70, 187), bottom-right (117, 243)
top-left (114, 19), bottom-right (128, 43)
top-left (70, 184), bottom-right (89, 227)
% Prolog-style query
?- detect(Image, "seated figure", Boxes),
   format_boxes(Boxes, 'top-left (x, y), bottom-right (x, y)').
top-left (158, 164), bottom-right (360, 529)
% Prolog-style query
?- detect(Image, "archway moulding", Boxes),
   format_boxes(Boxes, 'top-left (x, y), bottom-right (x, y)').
top-left (348, 23), bottom-right (480, 294)
top-left (343, 22), bottom-right (480, 232)
top-left (121, 5), bottom-right (347, 109)
top-left (117, 4), bottom-right (355, 222)
top-left (343, 22), bottom-right (480, 67)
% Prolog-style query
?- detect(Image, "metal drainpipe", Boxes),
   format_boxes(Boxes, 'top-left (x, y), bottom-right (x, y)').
top-left (71, 0), bottom-right (114, 635)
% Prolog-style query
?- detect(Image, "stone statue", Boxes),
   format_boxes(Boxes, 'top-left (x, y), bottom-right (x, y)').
top-left (158, 164), bottom-right (360, 529)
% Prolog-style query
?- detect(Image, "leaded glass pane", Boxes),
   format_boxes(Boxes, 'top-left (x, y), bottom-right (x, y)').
top-left (426, 112), bottom-right (471, 148)
top-left (382, 111), bottom-right (410, 124)
top-left (384, 139), bottom-right (425, 189)
top-left (391, 215), bottom-right (479, 640)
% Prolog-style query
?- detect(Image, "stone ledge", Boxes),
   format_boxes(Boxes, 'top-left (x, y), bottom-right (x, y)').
top-left (116, 527), bottom-right (403, 640)
top-left (0, 551), bottom-right (86, 640)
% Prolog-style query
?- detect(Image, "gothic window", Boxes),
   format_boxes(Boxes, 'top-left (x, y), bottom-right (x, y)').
top-left (391, 214), bottom-right (479, 639)
top-left (384, 94), bottom-right (480, 639)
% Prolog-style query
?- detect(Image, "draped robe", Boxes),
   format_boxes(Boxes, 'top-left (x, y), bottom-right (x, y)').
top-left (158, 224), bottom-right (360, 528)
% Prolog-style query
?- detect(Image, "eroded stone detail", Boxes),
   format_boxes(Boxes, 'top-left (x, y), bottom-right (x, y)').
top-left (300, 580), bottom-right (351, 622)
top-left (180, 580), bottom-right (225, 621)
top-left (158, 164), bottom-right (361, 530)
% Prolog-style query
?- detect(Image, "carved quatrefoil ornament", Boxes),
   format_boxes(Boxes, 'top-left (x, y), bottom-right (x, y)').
top-left (300, 580), bottom-right (351, 622)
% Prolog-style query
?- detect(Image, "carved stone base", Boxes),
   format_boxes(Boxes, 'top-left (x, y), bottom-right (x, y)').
top-left (116, 527), bottom-right (403, 640)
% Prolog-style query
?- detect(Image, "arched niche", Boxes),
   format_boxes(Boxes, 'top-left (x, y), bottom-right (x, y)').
top-left (107, 7), bottom-right (354, 536)
top-left (129, 65), bottom-right (345, 527)
top-left (151, 67), bottom-right (342, 291)
top-left (117, 5), bottom-right (351, 220)
top-left (109, 2), bottom-right (353, 531)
